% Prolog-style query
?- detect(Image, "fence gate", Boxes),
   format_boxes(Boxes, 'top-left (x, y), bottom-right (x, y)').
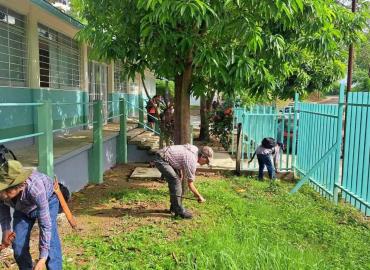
top-left (341, 91), bottom-right (370, 215)
top-left (233, 105), bottom-right (295, 171)
top-left (292, 86), bottom-right (344, 198)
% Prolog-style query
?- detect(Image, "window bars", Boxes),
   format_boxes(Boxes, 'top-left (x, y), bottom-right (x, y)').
top-left (38, 23), bottom-right (80, 89)
top-left (88, 61), bottom-right (108, 124)
top-left (0, 5), bottom-right (27, 87)
top-left (114, 62), bottom-right (128, 93)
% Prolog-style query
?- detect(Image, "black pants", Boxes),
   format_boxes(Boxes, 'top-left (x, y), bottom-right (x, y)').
top-left (153, 155), bottom-right (185, 214)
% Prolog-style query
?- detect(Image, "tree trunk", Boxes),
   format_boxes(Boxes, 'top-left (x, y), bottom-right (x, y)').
top-left (199, 93), bottom-right (214, 141)
top-left (174, 53), bottom-right (193, 144)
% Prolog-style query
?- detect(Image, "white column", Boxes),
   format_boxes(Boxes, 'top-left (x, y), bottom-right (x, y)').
top-left (80, 43), bottom-right (89, 92)
top-left (26, 7), bottom-right (40, 89)
top-left (107, 60), bottom-right (114, 94)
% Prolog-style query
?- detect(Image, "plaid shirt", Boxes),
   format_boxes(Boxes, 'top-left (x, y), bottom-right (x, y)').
top-left (159, 144), bottom-right (198, 181)
top-left (0, 171), bottom-right (54, 259)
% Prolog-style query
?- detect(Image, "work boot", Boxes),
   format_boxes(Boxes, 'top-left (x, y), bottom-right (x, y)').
top-left (175, 211), bottom-right (193, 219)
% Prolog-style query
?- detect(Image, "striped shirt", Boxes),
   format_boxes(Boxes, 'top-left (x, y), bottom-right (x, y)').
top-left (159, 144), bottom-right (198, 181)
top-left (0, 171), bottom-right (54, 259)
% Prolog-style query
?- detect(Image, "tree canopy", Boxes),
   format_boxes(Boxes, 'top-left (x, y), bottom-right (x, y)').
top-left (73, 0), bottom-right (366, 143)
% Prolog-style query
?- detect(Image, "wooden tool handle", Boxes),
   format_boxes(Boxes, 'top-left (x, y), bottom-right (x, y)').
top-left (53, 178), bottom-right (77, 229)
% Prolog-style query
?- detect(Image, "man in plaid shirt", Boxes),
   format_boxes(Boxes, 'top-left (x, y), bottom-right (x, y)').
top-left (0, 160), bottom-right (62, 270)
top-left (154, 144), bottom-right (214, 219)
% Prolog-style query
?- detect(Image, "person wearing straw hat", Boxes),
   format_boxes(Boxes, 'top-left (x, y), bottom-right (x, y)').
top-left (0, 160), bottom-right (62, 270)
top-left (153, 144), bottom-right (214, 219)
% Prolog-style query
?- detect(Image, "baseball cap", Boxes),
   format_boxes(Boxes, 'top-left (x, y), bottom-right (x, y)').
top-left (200, 146), bottom-right (214, 165)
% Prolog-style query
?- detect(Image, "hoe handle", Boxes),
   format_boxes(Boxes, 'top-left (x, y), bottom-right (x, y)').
top-left (54, 178), bottom-right (77, 229)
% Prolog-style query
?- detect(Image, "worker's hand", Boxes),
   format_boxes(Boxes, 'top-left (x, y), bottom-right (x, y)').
top-left (33, 258), bottom-right (46, 270)
top-left (1, 231), bottom-right (15, 247)
top-left (197, 196), bottom-right (206, 203)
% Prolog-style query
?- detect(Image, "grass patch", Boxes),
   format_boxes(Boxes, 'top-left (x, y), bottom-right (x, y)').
top-left (108, 188), bottom-right (168, 203)
top-left (63, 177), bottom-right (370, 270)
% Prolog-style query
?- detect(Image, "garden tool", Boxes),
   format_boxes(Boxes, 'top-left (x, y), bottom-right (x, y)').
top-left (54, 177), bottom-right (77, 229)
top-left (0, 232), bottom-right (16, 252)
top-left (170, 193), bottom-right (199, 201)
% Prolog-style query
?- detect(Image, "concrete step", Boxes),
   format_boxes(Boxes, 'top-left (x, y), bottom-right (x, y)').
top-left (127, 128), bottom-right (146, 140)
top-left (103, 123), bottom-right (137, 132)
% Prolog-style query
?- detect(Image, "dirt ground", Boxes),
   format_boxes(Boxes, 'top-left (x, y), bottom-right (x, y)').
top-left (1, 164), bottom-right (220, 269)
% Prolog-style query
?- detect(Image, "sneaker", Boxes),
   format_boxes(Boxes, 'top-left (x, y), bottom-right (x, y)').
top-left (175, 211), bottom-right (193, 219)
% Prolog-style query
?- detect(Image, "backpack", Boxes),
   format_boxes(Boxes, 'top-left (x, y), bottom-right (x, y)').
top-left (0, 144), bottom-right (17, 168)
top-left (262, 137), bottom-right (276, 149)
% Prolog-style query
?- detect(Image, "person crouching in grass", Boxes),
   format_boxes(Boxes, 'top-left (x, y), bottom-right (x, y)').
top-left (0, 160), bottom-right (62, 270)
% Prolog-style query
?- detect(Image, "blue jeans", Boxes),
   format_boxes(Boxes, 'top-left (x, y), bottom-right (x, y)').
top-left (12, 194), bottom-right (62, 270)
top-left (257, 154), bottom-right (275, 180)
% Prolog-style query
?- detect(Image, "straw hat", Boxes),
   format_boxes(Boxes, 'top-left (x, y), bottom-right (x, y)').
top-left (0, 160), bottom-right (33, 191)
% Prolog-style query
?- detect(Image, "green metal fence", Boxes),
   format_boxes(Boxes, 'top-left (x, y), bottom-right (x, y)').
top-left (233, 85), bottom-right (369, 215)
top-left (341, 91), bottom-right (370, 215)
top-left (240, 106), bottom-right (277, 170)
top-left (232, 105), bottom-right (295, 171)
top-left (292, 87), bottom-right (344, 199)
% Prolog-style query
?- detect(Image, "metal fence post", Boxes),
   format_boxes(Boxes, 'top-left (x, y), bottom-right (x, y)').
top-left (90, 100), bottom-right (103, 184)
top-left (333, 84), bottom-right (345, 203)
top-left (37, 101), bottom-right (54, 177)
top-left (139, 94), bottom-right (144, 128)
top-left (231, 105), bottom-right (235, 155)
top-left (291, 92), bottom-right (299, 175)
top-left (117, 98), bottom-right (127, 164)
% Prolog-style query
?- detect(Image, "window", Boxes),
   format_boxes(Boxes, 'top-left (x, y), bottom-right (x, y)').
top-left (0, 5), bottom-right (27, 87)
top-left (88, 61), bottom-right (108, 101)
top-left (88, 60), bottom-right (108, 123)
top-left (114, 62), bottom-right (128, 93)
top-left (38, 24), bottom-right (80, 89)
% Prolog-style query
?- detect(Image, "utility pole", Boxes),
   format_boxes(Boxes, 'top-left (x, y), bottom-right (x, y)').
top-left (340, 0), bottom-right (357, 202)
top-left (346, 0), bottom-right (357, 92)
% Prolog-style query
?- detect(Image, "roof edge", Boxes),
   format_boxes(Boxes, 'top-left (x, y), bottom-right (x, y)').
top-left (31, 0), bottom-right (84, 29)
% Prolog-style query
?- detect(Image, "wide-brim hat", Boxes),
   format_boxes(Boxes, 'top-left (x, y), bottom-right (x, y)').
top-left (0, 160), bottom-right (33, 191)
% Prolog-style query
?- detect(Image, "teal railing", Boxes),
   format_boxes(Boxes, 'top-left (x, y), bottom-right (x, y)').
top-left (0, 99), bottom-right (129, 184)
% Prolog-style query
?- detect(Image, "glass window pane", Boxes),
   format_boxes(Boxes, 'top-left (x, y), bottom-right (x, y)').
top-left (38, 23), bottom-right (81, 89)
top-left (0, 5), bottom-right (26, 87)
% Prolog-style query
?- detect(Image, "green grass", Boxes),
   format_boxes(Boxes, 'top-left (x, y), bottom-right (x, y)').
top-left (63, 177), bottom-right (370, 270)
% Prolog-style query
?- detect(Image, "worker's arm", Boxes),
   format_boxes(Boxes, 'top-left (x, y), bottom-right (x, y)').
top-left (188, 181), bottom-right (206, 203)
top-left (0, 202), bottom-right (12, 241)
top-left (249, 151), bottom-right (256, 163)
top-left (30, 184), bottom-right (52, 260)
top-left (0, 202), bottom-right (14, 250)
top-left (273, 146), bottom-right (280, 173)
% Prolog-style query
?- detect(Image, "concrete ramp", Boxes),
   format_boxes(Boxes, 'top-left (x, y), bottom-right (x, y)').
top-left (130, 167), bottom-right (162, 180)
top-left (129, 150), bottom-right (236, 180)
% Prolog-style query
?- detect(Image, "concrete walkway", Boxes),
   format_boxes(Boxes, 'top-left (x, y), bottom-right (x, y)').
top-left (130, 149), bottom-right (236, 180)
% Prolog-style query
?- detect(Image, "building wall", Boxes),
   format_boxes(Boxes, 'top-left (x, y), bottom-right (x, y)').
top-left (0, 0), bottom-right (156, 143)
